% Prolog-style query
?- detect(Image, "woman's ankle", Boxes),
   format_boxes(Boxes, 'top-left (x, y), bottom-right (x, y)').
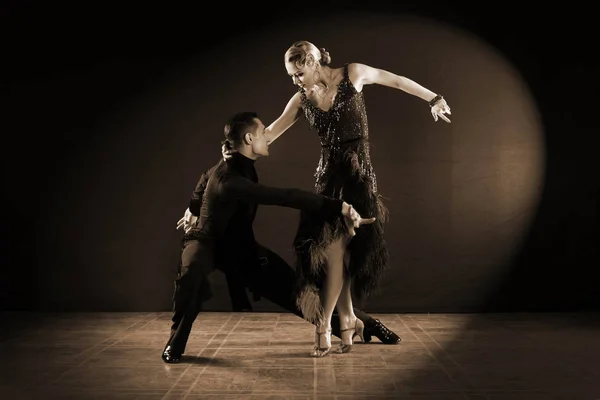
top-left (316, 321), bottom-right (332, 333)
top-left (339, 314), bottom-right (357, 329)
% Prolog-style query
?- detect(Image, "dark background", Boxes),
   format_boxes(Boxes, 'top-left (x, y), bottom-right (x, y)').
top-left (2, 1), bottom-right (598, 313)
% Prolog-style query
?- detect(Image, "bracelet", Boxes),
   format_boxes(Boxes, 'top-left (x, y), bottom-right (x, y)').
top-left (428, 94), bottom-right (443, 107)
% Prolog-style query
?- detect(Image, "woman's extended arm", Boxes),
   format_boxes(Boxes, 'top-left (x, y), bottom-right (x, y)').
top-left (349, 62), bottom-right (451, 123)
top-left (264, 91), bottom-right (304, 144)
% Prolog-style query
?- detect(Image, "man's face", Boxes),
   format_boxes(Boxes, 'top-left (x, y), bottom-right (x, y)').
top-left (249, 118), bottom-right (269, 157)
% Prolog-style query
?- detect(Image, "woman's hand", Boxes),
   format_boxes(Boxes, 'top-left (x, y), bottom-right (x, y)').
top-left (431, 97), bottom-right (451, 123)
top-left (222, 143), bottom-right (237, 160)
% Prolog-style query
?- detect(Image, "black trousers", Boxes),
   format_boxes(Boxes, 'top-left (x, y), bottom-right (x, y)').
top-left (169, 239), bottom-right (215, 354)
top-left (169, 239), bottom-right (373, 354)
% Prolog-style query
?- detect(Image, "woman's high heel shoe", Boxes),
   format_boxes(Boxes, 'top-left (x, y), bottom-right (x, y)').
top-left (337, 318), bottom-right (365, 354)
top-left (310, 327), bottom-right (332, 357)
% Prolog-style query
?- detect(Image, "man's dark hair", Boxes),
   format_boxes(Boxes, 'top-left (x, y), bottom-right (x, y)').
top-left (223, 111), bottom-right (259, 149)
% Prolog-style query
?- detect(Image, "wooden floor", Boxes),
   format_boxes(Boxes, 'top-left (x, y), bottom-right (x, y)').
top-left (1, 311), bottom-right (599, 399)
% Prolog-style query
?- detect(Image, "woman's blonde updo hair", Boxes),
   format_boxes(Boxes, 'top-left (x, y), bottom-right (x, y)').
top-left (285, 40), bottom-right (332, 69)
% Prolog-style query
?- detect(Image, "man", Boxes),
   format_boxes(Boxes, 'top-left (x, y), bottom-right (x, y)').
top-left (164, 111), bottom-right (399, 363)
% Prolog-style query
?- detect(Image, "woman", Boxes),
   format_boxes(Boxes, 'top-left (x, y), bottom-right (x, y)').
top-left (226, 41), bottom-right (451, 357)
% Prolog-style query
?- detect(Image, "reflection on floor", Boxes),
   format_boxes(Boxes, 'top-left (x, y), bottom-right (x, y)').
top-left (1, 311), bottom-right (598, 399)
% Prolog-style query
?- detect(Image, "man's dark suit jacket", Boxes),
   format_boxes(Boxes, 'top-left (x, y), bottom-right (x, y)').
top-left (183, 152), bottom-right (343, 308)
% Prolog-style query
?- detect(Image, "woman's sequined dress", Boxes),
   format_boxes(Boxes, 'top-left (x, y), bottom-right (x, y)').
top-left (294, 64), bottom-right (389, 323)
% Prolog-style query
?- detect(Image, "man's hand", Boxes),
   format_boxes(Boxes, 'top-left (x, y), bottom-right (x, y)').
top-left (341, 202), bottom-right (376, 236)
top-left (176, 208), bottom-right (198, 233)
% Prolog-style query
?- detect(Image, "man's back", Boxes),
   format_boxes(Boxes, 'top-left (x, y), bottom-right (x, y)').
top-left (185, 152), bottom-right (345, 275)
top-left (192, 155), bottom-right (259, 244)
top-left (197, 155), bottom-right (261, 274)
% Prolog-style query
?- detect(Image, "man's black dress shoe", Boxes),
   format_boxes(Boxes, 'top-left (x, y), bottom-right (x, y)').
top-left (162, 345), bottom-right (182, 363)
top-left (363, 319), bottom-right (401, 344)
top-left (162, 329), bottom-right (182, 363)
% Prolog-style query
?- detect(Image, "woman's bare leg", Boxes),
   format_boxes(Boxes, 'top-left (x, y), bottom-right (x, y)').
top-left (334, 249), bottom-right (365, 352)
top-left (336, 274), bottom-right (357, 329)
top-left (312, 237), bottom-right (345, 356)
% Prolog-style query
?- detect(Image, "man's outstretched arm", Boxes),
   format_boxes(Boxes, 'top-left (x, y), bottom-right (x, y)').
top-left (220, 176), bottom-right (375, 233)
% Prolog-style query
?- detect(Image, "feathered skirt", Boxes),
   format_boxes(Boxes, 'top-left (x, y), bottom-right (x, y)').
top-left (293, 139), bottom-right (389, 323)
